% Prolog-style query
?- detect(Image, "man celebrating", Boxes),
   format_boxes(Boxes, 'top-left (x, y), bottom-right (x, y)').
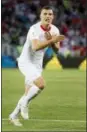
top-left (9, 6), bottom-right (65, 126)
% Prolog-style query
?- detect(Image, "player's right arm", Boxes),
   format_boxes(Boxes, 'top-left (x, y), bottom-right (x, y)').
top-left (31, 35), bottom-right (65, 51)
top-left (27, 26), bottom-right (65, 51)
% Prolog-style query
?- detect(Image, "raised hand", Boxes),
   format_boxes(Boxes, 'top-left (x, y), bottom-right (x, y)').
top-left (44, 32), bottom-right (52, 40)
top-left (51, 35), bottom-right (65, 43)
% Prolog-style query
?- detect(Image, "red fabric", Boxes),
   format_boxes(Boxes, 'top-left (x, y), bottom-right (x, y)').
top-left (61, 25), bottom-right (68, 34)
top-left (72, 46), bottom-right (87, 56)
top-left (40, 25), bottom-right (51, 32)
top-left (72, 46), bottom-right (81, 50)
top-left (72, 18), bottom-right (81, 24)
top-left (80, 47), bottom-right (87, 56)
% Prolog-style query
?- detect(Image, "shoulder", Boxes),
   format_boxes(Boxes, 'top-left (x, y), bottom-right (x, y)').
top-left (30, 22), bottom-right (40, 31)
top-left (26, 22), bottom-right (40, 39)
top-left (51, 24), bottom-right (60, 34)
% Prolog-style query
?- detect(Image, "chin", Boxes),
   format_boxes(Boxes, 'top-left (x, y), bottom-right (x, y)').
top-left (46, 22), bottom-right (51, 25)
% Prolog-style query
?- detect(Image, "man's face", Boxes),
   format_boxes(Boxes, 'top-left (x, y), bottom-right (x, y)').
top-left (40, 9), bottom-right (54, 25)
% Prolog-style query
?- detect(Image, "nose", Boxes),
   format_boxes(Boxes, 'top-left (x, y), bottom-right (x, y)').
top-left (46, 14), bottom-right (50, 17)
top-left (46, 16), bottom-right (50, 19)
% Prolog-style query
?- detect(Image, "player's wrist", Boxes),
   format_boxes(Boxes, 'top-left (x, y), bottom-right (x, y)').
top-left (50, 38), bottom-right (57, 44)
top-left (47, 39), bottom-right (54, 45)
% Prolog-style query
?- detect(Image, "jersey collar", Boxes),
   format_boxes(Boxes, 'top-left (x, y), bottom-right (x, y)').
top-left (40, 25), bottom-right (51, 32)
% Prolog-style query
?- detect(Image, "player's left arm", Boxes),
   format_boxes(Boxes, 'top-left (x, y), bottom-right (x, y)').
top-left (44, 28), bottom-right (62, 53)
top-left (51, 42), bottom-right (60, 53)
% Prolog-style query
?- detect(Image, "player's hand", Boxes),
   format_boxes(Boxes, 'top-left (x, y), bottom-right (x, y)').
top-left (51, 35), bottom-right (65, 43)
top-left (44, 32), bottom-right (65, 43)
top-left (44, 32), bottom-right (52, 40)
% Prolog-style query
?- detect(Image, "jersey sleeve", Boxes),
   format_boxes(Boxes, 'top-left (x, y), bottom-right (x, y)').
top-left (27, 26), bottom-right (39, 41)
top-left (54, 27), bottom-right (60, 35)
top-left (52, 26), bottom-right (60, 36)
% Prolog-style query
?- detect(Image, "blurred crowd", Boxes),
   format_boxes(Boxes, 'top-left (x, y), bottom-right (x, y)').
top-left (2, 0), bottom-right (87, 57)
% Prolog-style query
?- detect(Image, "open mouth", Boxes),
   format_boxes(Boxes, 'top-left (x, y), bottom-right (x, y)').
top-left (45, 19), bottom-right (50, 22)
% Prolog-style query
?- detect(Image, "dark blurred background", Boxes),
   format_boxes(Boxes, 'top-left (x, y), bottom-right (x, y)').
top-left (1, 0), bottom-right (87, 68)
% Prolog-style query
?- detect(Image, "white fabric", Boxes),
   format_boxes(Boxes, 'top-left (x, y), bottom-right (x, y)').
top-left (22, 84), bottom-right (40, 107)
top-left (17, 21), bottom-right (60, 84)
top-left (18, 61), bottom-right (41, 85)
top-left (10, 95), bottom-right (26, 119)
top-left (10, 85), bottom-right (40, 118)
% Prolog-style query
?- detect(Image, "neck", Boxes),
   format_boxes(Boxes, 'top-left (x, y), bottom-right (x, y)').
top-left (40, 22), bottom-right (51, 31)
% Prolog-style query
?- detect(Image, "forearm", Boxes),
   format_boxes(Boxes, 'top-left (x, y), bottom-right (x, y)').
top-left (51, 44), bottom-right (58, 54)
top-left (32, 35), bottom-right (64, 51)
top-left (32, 39), bottom-right (53, 51)
top-left (51, 42), bottom-right (60, 53)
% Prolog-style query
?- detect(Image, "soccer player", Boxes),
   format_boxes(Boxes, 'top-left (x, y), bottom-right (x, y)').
top-left (9, 6), bottom-right (65, 126)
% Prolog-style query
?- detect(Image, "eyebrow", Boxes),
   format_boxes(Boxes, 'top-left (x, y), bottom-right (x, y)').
top-left (43, 12), bottom-right (53, 15)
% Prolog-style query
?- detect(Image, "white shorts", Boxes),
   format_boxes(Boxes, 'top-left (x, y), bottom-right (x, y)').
top-left (18, 61), bottom-right (42, 85)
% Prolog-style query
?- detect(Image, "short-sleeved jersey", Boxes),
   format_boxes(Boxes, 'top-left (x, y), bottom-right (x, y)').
top-left (18, 21), bottom-right (60, 70)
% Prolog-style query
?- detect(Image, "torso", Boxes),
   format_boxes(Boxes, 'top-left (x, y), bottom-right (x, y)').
top-left (18, 21), bottom-right (59, 70)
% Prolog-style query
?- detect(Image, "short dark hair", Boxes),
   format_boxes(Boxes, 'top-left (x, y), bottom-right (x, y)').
top-left (41, 5), bottom-right (53, 11)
